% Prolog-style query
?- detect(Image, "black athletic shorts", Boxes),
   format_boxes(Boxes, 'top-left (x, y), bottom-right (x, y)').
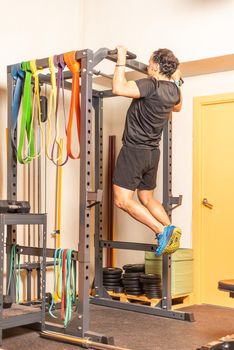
top-left (113, 145), bottom-right (160, 191)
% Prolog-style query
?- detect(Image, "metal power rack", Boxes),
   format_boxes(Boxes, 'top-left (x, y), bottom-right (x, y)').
top-left (90, 49), bottom-right (193, 322)
top-left (0, 213), bottom-right (47, 346)
top-left (5, 47), bottom-right (194, 346)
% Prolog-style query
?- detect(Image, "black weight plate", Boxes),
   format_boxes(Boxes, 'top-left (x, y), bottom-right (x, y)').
top-left (103, 275), bottom-right (122, 281)
top-left (125, 290), bottom-right (143, 295)
top-left (122, 280), bottom-right (141, 286)
top-left (123, 272), bottom-right (141, 278)
top-left (122, 278), bottom-right (140, 283)
top-left (145, 293), bottom-right (160, 297)
top-left (142, 283), bottom-right (161, 287)
top-left (140, 278), bottom-right (161, 285)
top-left (144, 287), bottom-right (161, 292)
top-left (103, 275), bottom-right (122, 279)
top-left (122, 276), bottom-right (140, 281)
top-left (123, 264), bottom-right (145, 273)
top-left (146, 295), bottom-right (161, 300)
top-left (103, 282), bottom-right (122, 287)
top-left (144, 290), bottom-right (161, 295)
top-left (103, 273), bottom-right (122, 278)
top-left (103, 277), bottom-right (122, 282)
top-left (140, 277), bottom-right (161, 283)
top-left (145, 292), bottom-right (161, 297)
top-left (143, 284), bottom-right (161, 288)
top-left (144, 286), bottom-right (161, 291)
top-left (124, 288), bottom-right (144, 292)
top-left (140, 273), bottom-right (161, 280)
top-left (103, 267), bottom-right (122, 275)
top-left (123, 285), bottom-right (141, 289)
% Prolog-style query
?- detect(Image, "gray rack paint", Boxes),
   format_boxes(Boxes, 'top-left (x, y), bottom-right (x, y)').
top-left (0, 213), bottom-right (47, 345)
top-left (4, 48), bottom-right (194, 346)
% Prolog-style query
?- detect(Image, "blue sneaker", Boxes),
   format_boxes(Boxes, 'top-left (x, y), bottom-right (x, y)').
top-left (164, 226), bottom-right (182, 254)
top-left (155, 225), bottom-right (175, 257)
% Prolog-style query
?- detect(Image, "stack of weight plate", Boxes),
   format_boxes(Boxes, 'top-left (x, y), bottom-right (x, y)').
top-left (140, 273), bottom-right (162, 299)
top-left (122, 264), bottom-right (145, 296)
top-left (102, 267), bottom-right (123, 292)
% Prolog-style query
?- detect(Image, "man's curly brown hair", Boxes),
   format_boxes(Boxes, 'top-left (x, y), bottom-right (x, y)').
top-left (153, 49), bottom-right (179, 78)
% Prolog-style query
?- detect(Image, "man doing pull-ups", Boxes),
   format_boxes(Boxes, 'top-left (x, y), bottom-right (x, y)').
top-left (112, 46), bottom-right (183, 256)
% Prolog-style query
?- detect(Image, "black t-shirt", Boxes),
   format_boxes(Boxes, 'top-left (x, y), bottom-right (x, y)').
top-left (122, 78), bottom-right (180, 149)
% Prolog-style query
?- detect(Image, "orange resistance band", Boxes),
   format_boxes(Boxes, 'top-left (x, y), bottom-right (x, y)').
top-left (64, 51), bottom-right (81, 159)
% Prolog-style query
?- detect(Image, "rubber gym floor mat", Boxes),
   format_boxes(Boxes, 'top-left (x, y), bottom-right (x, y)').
top-left (2, 304), bottom-right (234, 350)
top-left (89, 304), bottom-right (234, 350)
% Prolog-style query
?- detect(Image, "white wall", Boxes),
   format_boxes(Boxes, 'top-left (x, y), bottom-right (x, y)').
top-left (0, 0), bottom-right (85, 296)
top-left (0, 0), bottom-right (83, 247)
top-left (83, 0), bottom-right (234, 267)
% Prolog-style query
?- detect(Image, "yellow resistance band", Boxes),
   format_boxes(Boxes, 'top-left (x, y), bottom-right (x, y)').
top-left (46, 56), bottom-right (58, 161)
top-left (29, 60), bottom-right (44, 159)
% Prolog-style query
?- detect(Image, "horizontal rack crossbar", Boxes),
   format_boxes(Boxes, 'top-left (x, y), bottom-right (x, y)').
top-left (100, 240), bottom-right (157, 252)
top-left (16, 245), bottom-right (78, 260)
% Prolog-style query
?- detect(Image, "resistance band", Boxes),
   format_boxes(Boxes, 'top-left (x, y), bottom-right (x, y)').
top-left (50, 54), bottom-right (68, 166)
top-left (30, 59), bottom-right (44, 158)
top-left (11, 64), bottom-right (25, 157)
top-left (7, 244), bottom-right (20, 303)
top-left (61, 248), bottom-right (67, 321)
top-left (46, 56), bottom-right (57, 161)
top-left (49, 248), bottom-right (77, 327)
top-left (64, 51), bottom-right (81, 159)
top-left (17, 62), bottom-right (35, 164)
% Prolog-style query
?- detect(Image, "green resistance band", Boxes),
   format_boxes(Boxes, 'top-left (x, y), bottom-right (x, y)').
top-left (49, 248), bottom-right (77, 327)
top-left (17, 62), bottom-right (35, 164)
top-left (7, 244), bottom-right (20, 303)
top-left (49, 248), bottom-right (62, 319)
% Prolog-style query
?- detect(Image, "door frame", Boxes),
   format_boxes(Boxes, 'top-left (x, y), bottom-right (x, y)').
top-left (192, 92), bottom-right (234, 304)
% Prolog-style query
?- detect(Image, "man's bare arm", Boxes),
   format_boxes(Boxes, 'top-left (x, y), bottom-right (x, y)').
top-left (112, 46), bottom-right (141, 98)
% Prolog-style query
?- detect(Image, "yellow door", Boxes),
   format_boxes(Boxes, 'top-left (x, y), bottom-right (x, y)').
top-left (193, 93), bottom-right (234, 307)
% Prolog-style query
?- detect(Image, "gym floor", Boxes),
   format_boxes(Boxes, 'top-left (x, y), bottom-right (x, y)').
top-left (2, 304), bottom-right (234, 350)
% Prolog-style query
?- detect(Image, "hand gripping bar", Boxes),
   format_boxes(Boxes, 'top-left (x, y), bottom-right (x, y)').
top-left (108, 49), bottom-right (137, 60)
